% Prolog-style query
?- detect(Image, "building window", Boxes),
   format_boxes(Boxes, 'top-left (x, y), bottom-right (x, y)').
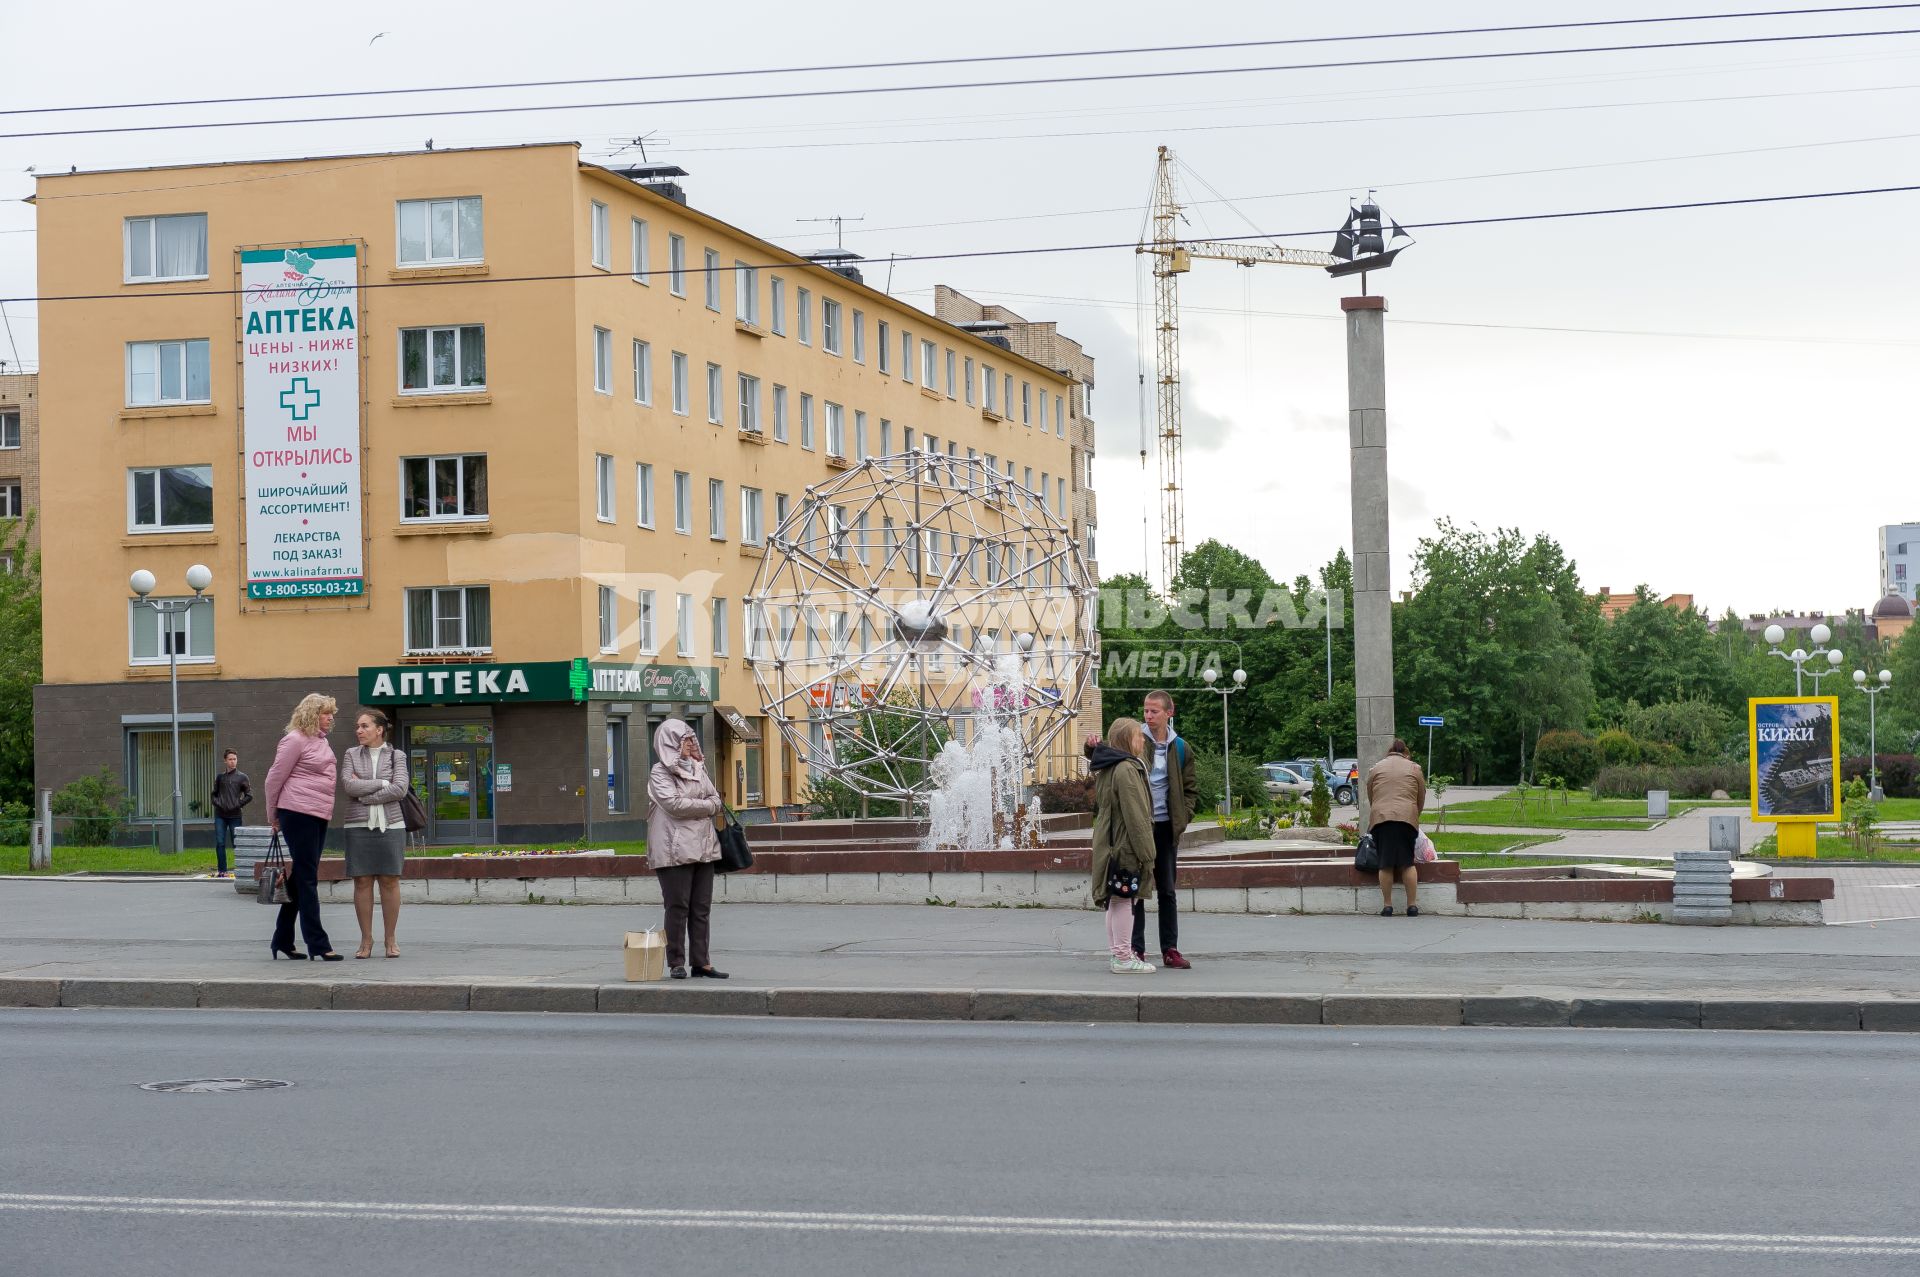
top-left (637, 462), bottom-right (654, 528)
top-left (0, 483), bottom-right (19, 519)
top-left (128, 596), bottom-right (214, 665)
top-left (902, 330), bottom-right (914, 384)
top-left (921, 341), bottom-right (937, 388)
top-left (0, 410), bottom-right (17, 449)
top-left (630, 217), bottom-right (649, 282)
top-left (855, 510), bottom-right (871, 566)
top-left (1022, 381), bottom-right (1032, 425)
top-left (396, 196), bottom-right (482, 266)
top-left (706, 362), bottom-right (724, 424)
top-left (741, 487), bottom-right (764, 545)
top-left (708, 478), bottom-right (726, 540)
top-left (405, 586), bottom-right (492, 653)
top-left (1055, 394), bottom-right (1065, 436)
top-left (770, 277), bottom-right (786, 335)
top-left (676, 593), bottom-right (694, 657)
top-left (826, 402), bottom-right (846, 457)
top-left (1056, 476), bottom-right (1067, 515)
top-left (983, 365), bottom-right (997, 414)
top-left (593, 326), bottom-right (612, 394)
top-left (1040, 472), bottom-right (1050, 516)
top-left (776, 492), bottom-right (790, 529)
top-left (671, 352), bottom-right (690, 415)
top-left (400, 325), bottom-right (485, 393)
top-left (1087, 522), bottom-right (1098, 560)
top-left (772, 384), bottom-right (789, 442)
top-left (590, 200), bottom-right (610, 269)
top-left (878, 320), bottom-right (892, 373)
top-left (1005, 373), bottom-right (1015, 419)
top-left (598, 585), bottom-right (618, 652)
top-left (124, 213), bottom-right (207, 282)
top-left (401, 453), bottom-right (488, 522)
top-left (1038, 390), bottom-right (1048, 433)
top-left (632, 339), bottom-right (652, 404)
top-left (854, 410), bottom-right (868, 461)
top-left (796, 288), bottom-right (813, 345)
top-left (945, 349), bottom-right (957, 398)
top-left (852, 310), bottom-right (866, 363)
top-left (736, 263), bottom-right (760, 325)
top-left (1024, 465), bottom-right (1034, 494)
top-left (126, 339), bottom-right (211, 406)
top-left (704, 248), bottom-right (722, 311)
top-left (822, 299), bottom-right (843, 354)
top-left (637, 589), bottom-right (657, 654)
top-left (712, 597), bottom-right (730, 657)
top-left (879, 419), bottom-right (892, 456)
top-left (668, 234), bottom-right (687, 295)
top-left (963, 357), bottom-right (976, 406)
top-left (128, 465), bottom-right (212, 532)
top-left (800, 393), bottom-right (815, 450)
top-left (673, 471), bottom-right (691, 534)
top-left (738, 374), bottom-right (761, 432)
top-left (127, 726), bottom-right (216, 822)
top-left (595, 453), bottom-right (615, 522)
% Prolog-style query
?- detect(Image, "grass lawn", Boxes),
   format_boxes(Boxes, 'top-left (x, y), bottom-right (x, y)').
top-left (2, 839), bottom-right (648, 876)
top-left (1426, 831), bottom-right (1561, 855)
top-left (1866, 797), bottom-right (1920, 821)
top-left (1436, 789), bottom-right (1738, 831)
top-left (1751, 831), bottom-right (1920, 862)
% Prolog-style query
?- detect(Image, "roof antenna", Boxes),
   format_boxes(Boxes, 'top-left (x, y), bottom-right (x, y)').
top-left (797, 214), bottom-right (865, 251)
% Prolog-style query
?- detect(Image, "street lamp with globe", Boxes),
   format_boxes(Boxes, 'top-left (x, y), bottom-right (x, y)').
top-left (1201, 666), bottom-right (1248, 814)
top-left (1852, 668), bottom-right (1895, 800)
top-left (1764, 622), bottom-right (1842, 695)
top-left (130, 564), bottom-right (213, 856)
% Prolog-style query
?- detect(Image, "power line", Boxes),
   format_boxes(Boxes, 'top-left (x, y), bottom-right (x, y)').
top-left (6, 180), bottom-right (1918, 307)
top-left (0, 303), bottom-right (22, 370)
top-left (6, 4), bottom-right (1917, 119)
top-left (9, 25), bottom-right (1920, 142)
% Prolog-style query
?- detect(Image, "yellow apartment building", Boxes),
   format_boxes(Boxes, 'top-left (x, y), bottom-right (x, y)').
top-left (31, 143), bottom-right (1099, 844)
top-left (0, 371), bottom-right (37, 572)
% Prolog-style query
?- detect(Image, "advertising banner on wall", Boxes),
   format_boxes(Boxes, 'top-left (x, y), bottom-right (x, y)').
top-left (240, 244), bottom-right (363, 599)
top-left (1747, 696), bottom-right (1841, 821)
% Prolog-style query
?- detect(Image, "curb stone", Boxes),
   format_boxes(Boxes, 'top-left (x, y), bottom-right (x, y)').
top-left (4, 978), bottom-right (1914, 1031)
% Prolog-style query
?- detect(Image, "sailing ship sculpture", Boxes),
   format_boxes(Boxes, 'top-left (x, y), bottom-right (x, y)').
top-left (1328, 191), bottom-right (1413, 279)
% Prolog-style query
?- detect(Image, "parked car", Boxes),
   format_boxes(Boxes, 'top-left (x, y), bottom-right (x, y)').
top-left (1261, 764), bottom-right (1313, 800)
top-left (1276, 757), bottom-right (1360, 806)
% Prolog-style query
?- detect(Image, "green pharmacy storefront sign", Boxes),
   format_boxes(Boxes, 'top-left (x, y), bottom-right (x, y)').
top-left (358, 660), bottom-right (720, 706)
top-left (583, 662), bottom-right (719, 703)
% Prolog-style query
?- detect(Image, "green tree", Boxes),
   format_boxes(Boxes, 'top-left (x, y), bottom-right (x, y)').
top-left (0, 515), bottom-right (40, 805)
top-left (1592, 589), bottom-right (1740, 720)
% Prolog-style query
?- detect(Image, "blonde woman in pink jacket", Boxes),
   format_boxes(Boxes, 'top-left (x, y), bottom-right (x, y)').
top-left (646, 718), bottom-right (727, 980)
top-left (266, 693), bottom-right (344, 961)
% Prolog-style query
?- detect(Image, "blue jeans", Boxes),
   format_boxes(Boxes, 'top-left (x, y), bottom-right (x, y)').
top-left (213, 815), bottom-right (240, 874)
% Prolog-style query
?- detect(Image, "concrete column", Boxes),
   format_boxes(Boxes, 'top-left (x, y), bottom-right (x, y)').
top-left (1344, 295), bottom-right (1395, 828)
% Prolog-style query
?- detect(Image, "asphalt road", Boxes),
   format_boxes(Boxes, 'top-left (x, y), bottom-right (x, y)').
top-left (4, 1011), bottom-right (1916, 1276)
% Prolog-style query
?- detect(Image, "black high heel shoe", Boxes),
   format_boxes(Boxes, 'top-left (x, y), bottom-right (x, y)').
top-left (316, 952), bottom-right (345, 962)
top-left (270, 942), bottom-right (305, 960)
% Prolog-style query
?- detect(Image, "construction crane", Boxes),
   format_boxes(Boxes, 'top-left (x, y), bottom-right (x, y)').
top-left (1139, 145), bottom-right (1337, 591)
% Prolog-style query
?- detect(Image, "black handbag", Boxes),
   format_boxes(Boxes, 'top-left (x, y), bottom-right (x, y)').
top-left (1353, 832), bottom-right (1380, 874)
top-left (255, 832), bottom-right (290, 905)
top-left (1105, 858), bottom-right (1142, 899)
top-left (715, 806), bottom-right (753, 874)
top-left (392, 749), bottom-right (428, 834)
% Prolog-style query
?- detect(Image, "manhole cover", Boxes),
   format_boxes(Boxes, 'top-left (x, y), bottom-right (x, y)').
top-left (139, 1079), bottom-right (293, 1093)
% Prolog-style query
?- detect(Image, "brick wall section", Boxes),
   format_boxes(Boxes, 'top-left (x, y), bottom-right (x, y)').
top-left (0, 371), bottom-right (38, 565)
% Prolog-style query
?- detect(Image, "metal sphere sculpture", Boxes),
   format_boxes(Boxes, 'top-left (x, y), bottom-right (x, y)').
top-left (745, 453), bottom-right (1095, 807)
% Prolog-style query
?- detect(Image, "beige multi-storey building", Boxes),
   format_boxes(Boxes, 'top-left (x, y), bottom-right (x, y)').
top-left (31, 143), bottom-right (1096, 844)
top-left (0, 371), bottom-right (37, 572)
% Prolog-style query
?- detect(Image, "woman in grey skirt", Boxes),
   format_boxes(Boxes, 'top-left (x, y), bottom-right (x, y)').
top-left (341, 708), bottom-right (411, 958)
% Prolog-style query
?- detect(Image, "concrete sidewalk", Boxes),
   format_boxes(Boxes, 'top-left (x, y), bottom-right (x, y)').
top-left (2, 881), bottom-right (1917, 1029)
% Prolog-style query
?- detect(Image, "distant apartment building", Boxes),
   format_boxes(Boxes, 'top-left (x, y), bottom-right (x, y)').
top-left (1879, 522), bottom-right (1920, 603)
top-left (0, 371), bottom-right (36, 572)
top-left (1592, 587), bottom-right (1696, 621)
top-left (31, 143), bottom-right (1095, 844)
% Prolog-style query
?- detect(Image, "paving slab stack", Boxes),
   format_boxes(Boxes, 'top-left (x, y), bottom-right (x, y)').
top-left (1671, 849), bottom-right (1732, 925)
top-left (230, 826), bottom-right (276, 894)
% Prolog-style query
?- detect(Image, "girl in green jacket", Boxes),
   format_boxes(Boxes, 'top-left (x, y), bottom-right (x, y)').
top-left (1089, 717), bottom-right (1158, 974)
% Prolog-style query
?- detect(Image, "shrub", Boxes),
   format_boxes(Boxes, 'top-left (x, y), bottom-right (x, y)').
top-left (1591, 764), bottom-right (1748, 800)
top-left (1594, 730), bottom-right (1642, 768)
top-left (1035, 775), bottom-right (1096, 814)
top-left (1841, 754), bottom-right (1918, 799)
top-left (1621, 699), bottom-right (1739, 761)
top-left (1193, 750), bottom-right (1268, 816)
top-left (0, 798), bottom-right (29, 846)
top-left (1533, 730), bottom-right (1599, 786)
top-left (1308, 763), bottom-right (1331, 828)
top-left (50, 768), bottom-right (133, 845)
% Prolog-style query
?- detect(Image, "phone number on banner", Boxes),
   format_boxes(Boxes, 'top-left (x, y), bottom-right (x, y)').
top-left (248, 580), bottom-right (366, 599)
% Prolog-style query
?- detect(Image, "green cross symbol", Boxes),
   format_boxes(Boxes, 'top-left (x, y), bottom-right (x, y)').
top-left (279, 377), bottom-right (322, 421)
top-left (568, 657), bottom-right (591, 703)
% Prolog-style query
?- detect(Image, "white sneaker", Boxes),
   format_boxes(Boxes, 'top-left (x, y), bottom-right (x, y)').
top-left (1110, 956), bottom-right (1156, 974)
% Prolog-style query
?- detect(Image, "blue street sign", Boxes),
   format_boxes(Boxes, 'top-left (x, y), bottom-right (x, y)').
top-left (1418, 715), bottom-right (1445, 727)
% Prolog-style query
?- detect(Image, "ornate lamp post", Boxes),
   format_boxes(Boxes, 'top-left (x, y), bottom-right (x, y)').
top-left (1852, 668), bottom-right (1894, 801)
top-left (130, 565), bottom-right (213, 856)
top-left (1763, 622), bottom-right (1842, 695)
top-left (1200, 666), bottom-right (1247, 814)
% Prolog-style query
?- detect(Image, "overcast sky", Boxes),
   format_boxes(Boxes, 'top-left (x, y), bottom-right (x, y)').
top-left (3, 0), bottom-right (1916, 618)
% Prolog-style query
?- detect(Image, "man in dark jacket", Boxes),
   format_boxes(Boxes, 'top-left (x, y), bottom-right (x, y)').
top-left (210, 748), bottom-right (251, 879)
top-left (1085, 689), bottom-right (1201, 968)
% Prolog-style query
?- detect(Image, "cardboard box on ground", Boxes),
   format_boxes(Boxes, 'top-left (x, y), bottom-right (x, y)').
top-left (623, 931), bottom-right (666, 982)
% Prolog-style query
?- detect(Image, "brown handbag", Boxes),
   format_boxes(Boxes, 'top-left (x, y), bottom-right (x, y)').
top-left (393, 748), bottom-right (428, 833)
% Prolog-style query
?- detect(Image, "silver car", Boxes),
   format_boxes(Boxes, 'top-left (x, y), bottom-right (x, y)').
top-left (1261, 765), bottom-right (1313, 800)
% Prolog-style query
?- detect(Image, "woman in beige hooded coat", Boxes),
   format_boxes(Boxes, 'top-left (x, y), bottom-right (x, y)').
top-left (646, 718), bottom-right (728, 979)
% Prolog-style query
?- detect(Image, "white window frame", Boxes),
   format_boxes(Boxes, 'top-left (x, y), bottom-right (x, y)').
top-left (706, 362), bottom-right (724, 424)
top-left (1022, 381), bottom-right (1032, 425)
top-left (125, 338), bottom-right (211, 407)
top-left (593, 326), bottom-right (612, 394)
top-left (595, 453), bottom-right (615, 523)
top-left (127, 465), bottom-right (213, 534)
top-left (741, 487), bottom-right (764, 545)
top-left (945, 348), bottom-right (957, 399)
top-left (1055, 394), bottom-right (1065, 436)
top-left (590, 200), bottom-right (610, 269)
top-left (902, 330), bottom-right (915, 384)
top-left (637, 589), bottom-right (658, 654)
top-left (671, 352), bottom-right (690, 415)
top-left (0, 410), bottom-right (18, 449)
top-left (673, 471), bottom-right (692, 534)
top-left (399, 324), bottom-right (487, 394)
top-left (796, 287), bottom-right (813, 345)
top-left (800, 393), bottom-right (815, 451)
top-left (708, 477), bottom-right (726, 540)
top-left (878, 320), bottom-right (892, 374)
top-left (711, 598), bottom-right (730, 657)
top-left (851, 310), bottom-right (866, 363)
top-left (668, 234), bottom-right (687, 296)
top-left (854, 410), bottom-right (868, 461)
top-left (128, 596), bottom-right (215, 666)
top-left (123, 213), bottom-right (207, 283)
top-left (704, 248), bottom-right (722, 311)
top-left (403, 585), bottom-right (492, 655)
top-left (772, 384), bottom-right (789, 443)
top-left (632, 339), bottom-right (652, 404)
top-left (676, 593), bottom-right (695, 657)
top-left (396, 197), bottom-right (482, 267)
top-left (825, 401), bottom-right (846, 458)
top-left (598, 585), bottom-right (618, 653)
top-left (400, 452), bottom-right (488, 524)
top-left (964, 357), bottom-right (976, 406)
top-left (822, 299), bottom-right (843, 355)
top-left (736, 262), bottom-right (760, 325)
top-left (738, 373), bottom-right (761, 433)
top-left (770, 277), bottom-right (787, 335)
top-left (636, 462), bottom-right (655, 528)
top-left (630, 217), bottom-right (650, 283)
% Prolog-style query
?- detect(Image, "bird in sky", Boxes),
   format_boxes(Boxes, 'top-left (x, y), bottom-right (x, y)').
top-left (368, 32), bottom-right (389, 45)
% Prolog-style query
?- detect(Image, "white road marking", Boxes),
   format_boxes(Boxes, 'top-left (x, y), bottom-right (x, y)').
top-left (0, 1194), bottom-right (1914, 1256)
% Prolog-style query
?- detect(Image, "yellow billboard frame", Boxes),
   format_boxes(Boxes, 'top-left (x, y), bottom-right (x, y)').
top-left (1748, 696), bottom-right (1841, 859)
